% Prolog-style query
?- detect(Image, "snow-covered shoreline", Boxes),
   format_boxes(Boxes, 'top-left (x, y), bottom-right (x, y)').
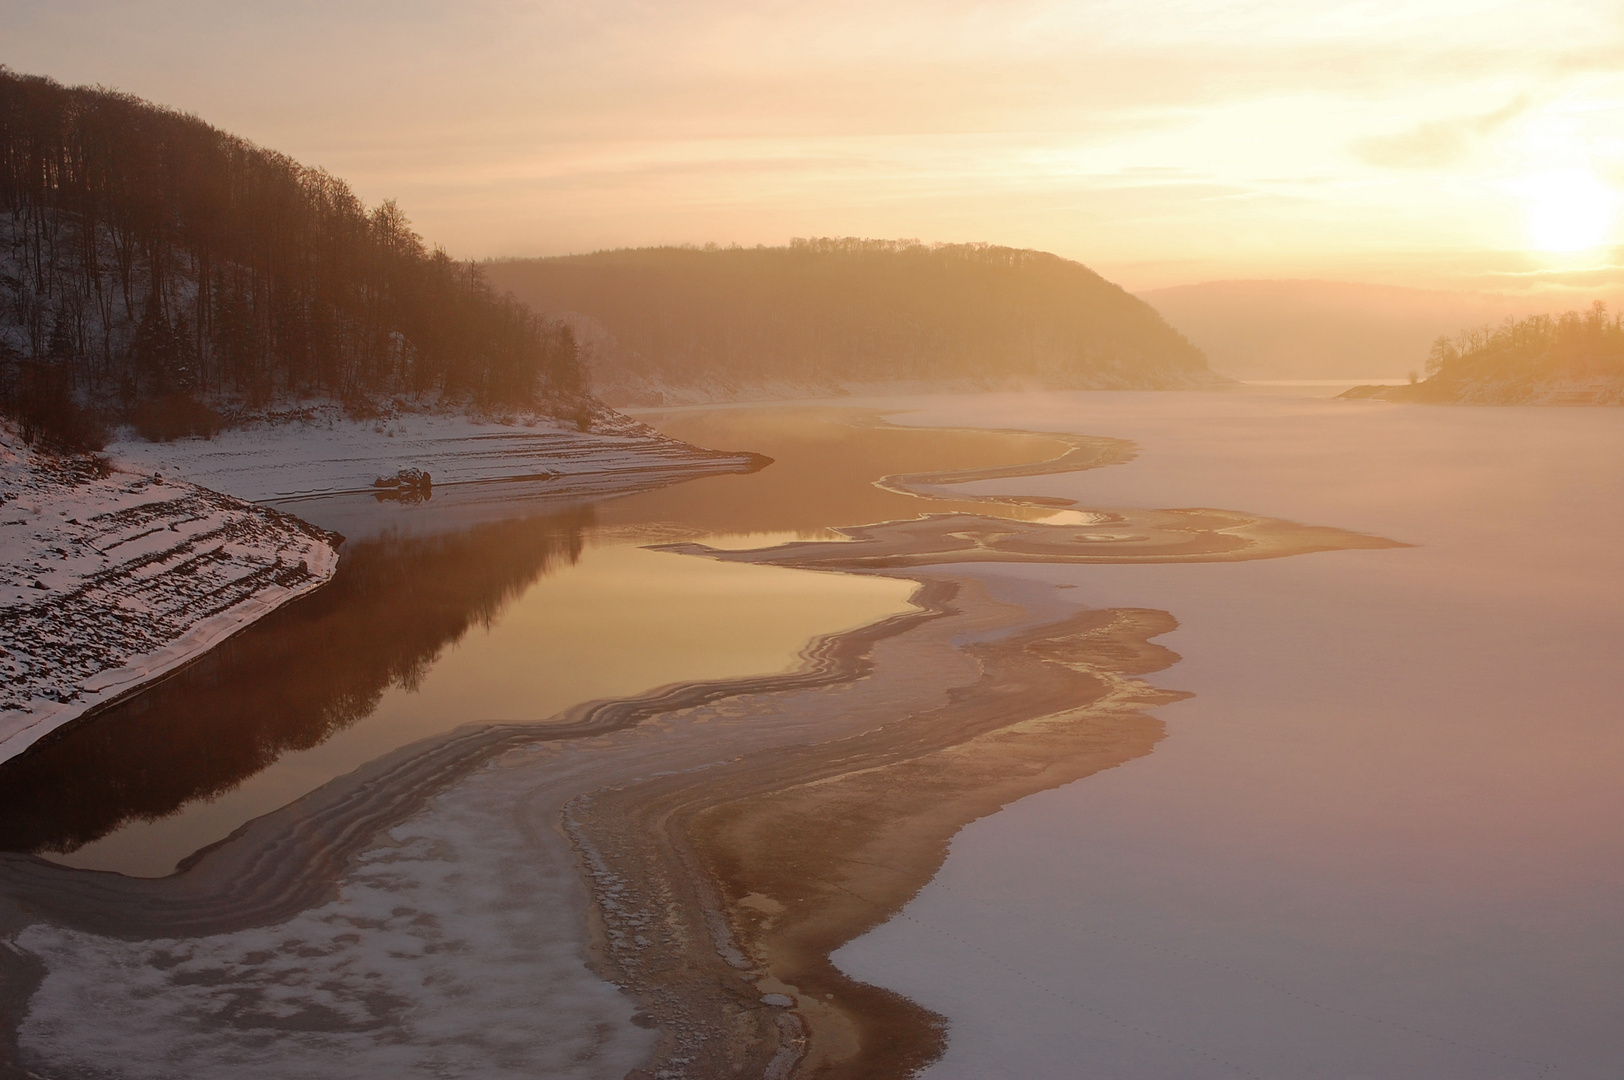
top-left (108, 407), bottom-right (768, 539)
top-left (3, 409), bottom-right (764, 763)
top-left (1, 430), bottom-right (341, 763)
top-left (109, 407), bottom-right (763, 504)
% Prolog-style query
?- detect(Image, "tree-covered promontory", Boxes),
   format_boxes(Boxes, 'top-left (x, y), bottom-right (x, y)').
top-left (486, 240), bottom-right (1216, 405)
top-left (1342, 304), bottom-right (1624, 405)
top-left (1, 68), bottom-right (585, 446)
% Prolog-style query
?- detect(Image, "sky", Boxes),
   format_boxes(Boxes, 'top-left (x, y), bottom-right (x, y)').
top-left (5, 0), bottom-right (1624, 293)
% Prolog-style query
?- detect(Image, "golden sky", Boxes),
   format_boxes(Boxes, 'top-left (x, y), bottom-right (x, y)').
top-left (7, 0), bottom-right (1624, 292)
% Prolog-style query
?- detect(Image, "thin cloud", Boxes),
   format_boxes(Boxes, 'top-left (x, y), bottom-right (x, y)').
top-left (1352, 97), bottom-right (1529, 169)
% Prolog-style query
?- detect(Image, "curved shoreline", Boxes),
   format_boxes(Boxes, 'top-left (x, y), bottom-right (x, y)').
top-left (2, 434), bottom-right (771, 772)
top-left (659, 505), bottom-right (1404, 572)
top-left (866, 420), bottom-right (1138, 505)
top-left (0, 578), bottom-right (960, 1078)
top-left (564, 590), bottom-right (1186, 1079)
top-left (0, 582), bottom-right (954, 942)
top-left (2, 408), bottom-right (1412, 1079)
top-left (0, 472), bottom-right (344, 767)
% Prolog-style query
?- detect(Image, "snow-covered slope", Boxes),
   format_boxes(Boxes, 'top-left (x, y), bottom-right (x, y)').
top-left (2, 406), bottom-right (764, 760)
top-left (0, 428), bottom-right (341, 762)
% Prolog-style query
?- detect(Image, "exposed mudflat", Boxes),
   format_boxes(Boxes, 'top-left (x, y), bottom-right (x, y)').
top-left (0, 399), bottom-right (1421, 1080)
top-left (569, 587), bottom-right (1186, 1079)
top-left (0, 572), bottom-right (1179, 1080)
top-left (660, 505), bottom-right (1400, 571)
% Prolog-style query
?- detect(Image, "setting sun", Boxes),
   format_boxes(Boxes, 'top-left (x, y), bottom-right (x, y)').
top-left (1517, 168), bottom-right (1622, 253)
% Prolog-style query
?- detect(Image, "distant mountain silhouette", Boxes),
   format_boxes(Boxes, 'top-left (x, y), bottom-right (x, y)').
top-left (487, 239), bottom-right (1217, 405)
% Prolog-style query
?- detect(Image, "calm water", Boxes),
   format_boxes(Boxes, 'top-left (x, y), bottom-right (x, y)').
top-left (836, 391), bottom-right (1624, 1079)
top-left (5, 391), bottom-right (1619, 1077)
top-left (0, 408), bottom-right (1069, 877)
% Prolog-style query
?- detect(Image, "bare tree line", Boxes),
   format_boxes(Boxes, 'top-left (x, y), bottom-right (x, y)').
top-left (1, 68), bottom-right (583, 444)
top-left (1427, 303), bottom-right (1624, 378)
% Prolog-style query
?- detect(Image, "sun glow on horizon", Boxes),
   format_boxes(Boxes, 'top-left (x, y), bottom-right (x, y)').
top-left (4, 0), bottom-right (1624, 291)
top-left (1516, 168), bottom-right (1621, 253)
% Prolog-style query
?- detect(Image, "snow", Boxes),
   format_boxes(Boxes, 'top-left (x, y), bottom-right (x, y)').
top-left (1, 405), bottom-right (760, 760)
top-left (108, 406), bottom-right (759, 507)
top-left (0, 426), bottom-right (340, 763)
top-left (15, 753), bottom-right (655, 1080)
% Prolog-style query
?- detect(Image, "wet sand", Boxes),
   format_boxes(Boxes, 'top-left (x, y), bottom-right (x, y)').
top-left (568, 587), bottom-right (1185, 1079)
top-left (660, 505), bottom-right (1399, 571)
top-left (841, 392), bottom-right (1624, 1079)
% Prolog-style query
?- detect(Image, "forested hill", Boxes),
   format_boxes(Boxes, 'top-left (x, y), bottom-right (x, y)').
top-left (0, 69), bottom-right (584, 447)
top-left (1342, 305), bottom-right (1624, 405)
top-left (486, 241), bottom-right (1216, 405)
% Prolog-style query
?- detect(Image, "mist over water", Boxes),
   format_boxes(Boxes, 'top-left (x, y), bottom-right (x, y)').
top-left (837, 390), bottom-right (1624, 1078)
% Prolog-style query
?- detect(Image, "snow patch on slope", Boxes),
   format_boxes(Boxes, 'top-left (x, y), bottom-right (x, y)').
top-left (0, 426), bottom-right (340, 762)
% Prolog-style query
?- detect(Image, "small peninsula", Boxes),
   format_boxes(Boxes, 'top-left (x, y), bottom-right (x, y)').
top-left (1343, 305), bottom-right (1624, 405)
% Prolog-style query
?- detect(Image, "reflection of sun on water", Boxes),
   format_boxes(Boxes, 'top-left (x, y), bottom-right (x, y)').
top-left (1515, 168), bottom-right (1621, 254)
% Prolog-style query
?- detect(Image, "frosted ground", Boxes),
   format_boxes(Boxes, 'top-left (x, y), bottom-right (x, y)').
top-left (0, 407), bottom-right (758, 762)
top-left (0, 427), bottom-right (338, 760)
top-left (17, 745), bottom-right (655, 1080)
top-left (110, 407), bottom-right (759, 538)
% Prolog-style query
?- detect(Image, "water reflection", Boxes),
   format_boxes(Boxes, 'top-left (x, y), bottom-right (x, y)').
top-left (0, 408), bottom-right (1074, 875)
top-left (0, 508), bottom-right (593, 857)
top-left (597, 408), bottom-right (1072, 538)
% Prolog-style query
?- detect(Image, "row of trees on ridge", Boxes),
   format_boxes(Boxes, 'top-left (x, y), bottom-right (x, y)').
top-left (1, 68), bottom-right (584, 446)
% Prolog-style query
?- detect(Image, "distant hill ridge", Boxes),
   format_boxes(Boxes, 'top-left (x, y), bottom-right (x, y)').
top-left (487, 240), bottom-right (1218, 405)
top-left (0, 68), bottom-right (587, 448)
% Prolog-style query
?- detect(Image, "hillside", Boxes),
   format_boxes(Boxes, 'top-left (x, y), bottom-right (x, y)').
top-left (0, 69), bottom-right (586, 448)
top-left (1341, 305), bottom-right (1624, 404)
top-left (1137, 279), bottom-right (1565, 381)
top-left (486, 240), bottom-right (1216, 405)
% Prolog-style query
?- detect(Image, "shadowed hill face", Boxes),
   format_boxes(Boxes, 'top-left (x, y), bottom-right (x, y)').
top-left (0, 69), bottom-right (584, 427)
top-left (486, 240), bottom-right (1211, 403)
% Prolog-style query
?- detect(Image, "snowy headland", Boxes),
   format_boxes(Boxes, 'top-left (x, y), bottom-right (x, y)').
top-left (0, 427), bottom-right (341, 762)
top-left (2, 408), bottom-right (764, 764)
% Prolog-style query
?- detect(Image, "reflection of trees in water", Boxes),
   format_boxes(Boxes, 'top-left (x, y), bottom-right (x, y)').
top-left (0, 507), bottom-right (593, 856)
